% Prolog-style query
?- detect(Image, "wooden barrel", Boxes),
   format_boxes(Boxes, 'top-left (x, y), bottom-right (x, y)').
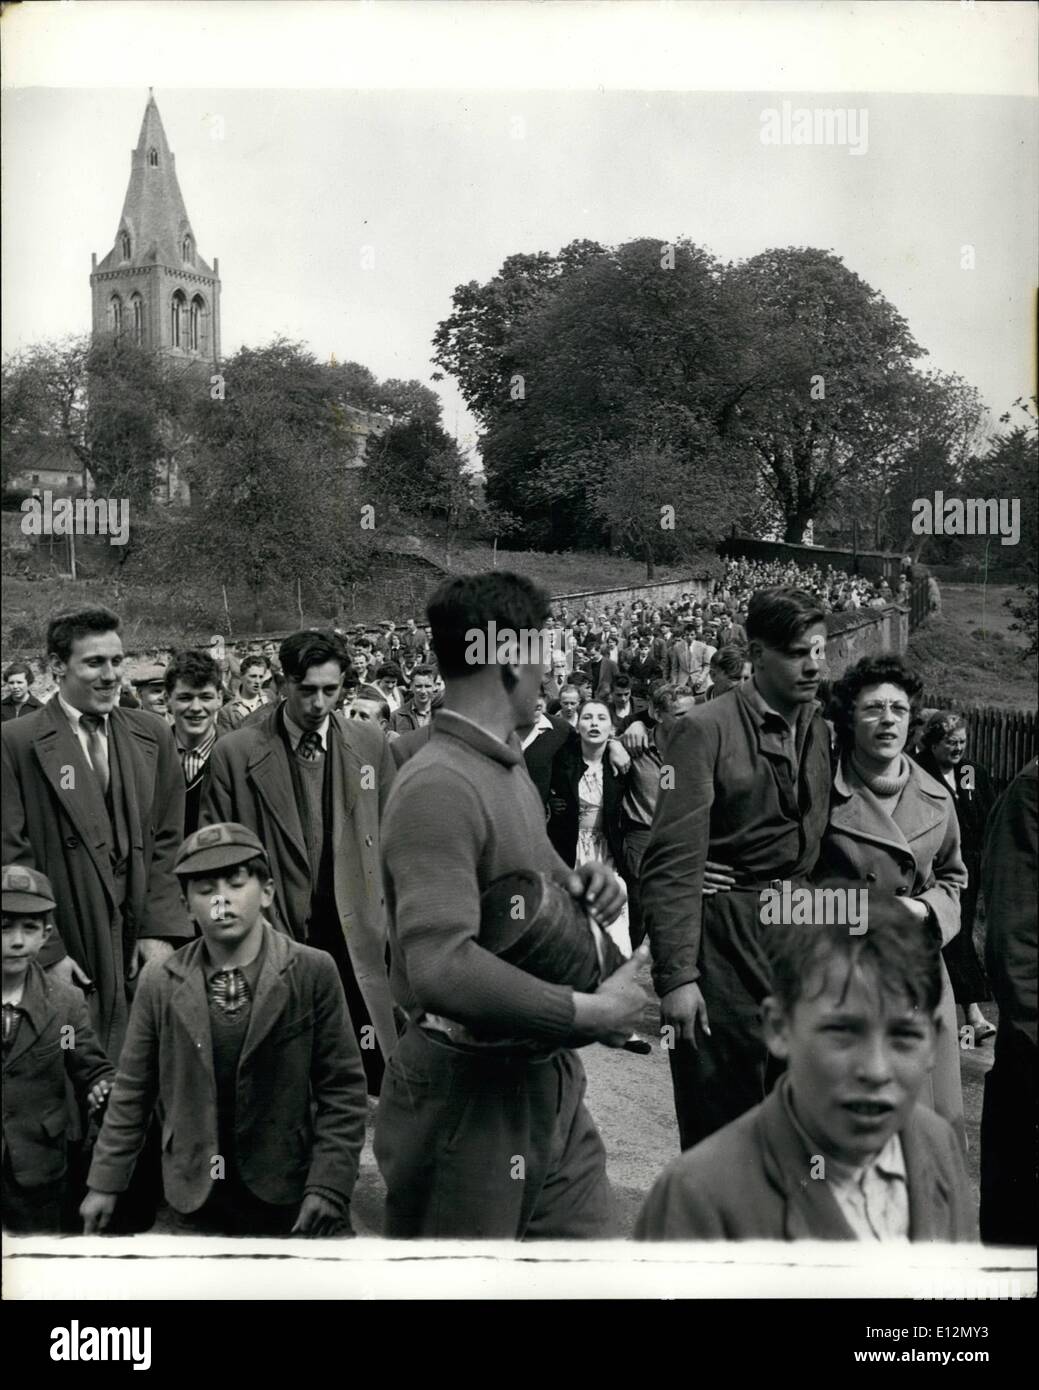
top-left (480, 871), bottom-right (626, 991)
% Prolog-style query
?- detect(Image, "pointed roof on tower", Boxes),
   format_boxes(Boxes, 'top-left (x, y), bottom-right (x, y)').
top-left (95, 90), bottom-right (214, 275)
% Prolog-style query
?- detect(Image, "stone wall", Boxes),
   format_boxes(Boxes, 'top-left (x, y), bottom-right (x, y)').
top-left (720, 534), bottom-right (901, 581)
top-left (824, 605), bottom-right (908, 678)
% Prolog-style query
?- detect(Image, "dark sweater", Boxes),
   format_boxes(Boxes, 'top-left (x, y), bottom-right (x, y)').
top-left (380, 709), bottom-right (578, 1042)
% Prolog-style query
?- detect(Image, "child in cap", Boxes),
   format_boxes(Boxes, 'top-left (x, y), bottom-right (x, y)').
top-left (635, 902), bottom-right (975, 1241)
top-left (2, 865), bottom-right (114, 1233)
top-left (81, 823), bottom-right (367, 1238)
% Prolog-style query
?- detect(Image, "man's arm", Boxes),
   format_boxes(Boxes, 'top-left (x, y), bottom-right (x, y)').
top-left (639, 712), bottom-right (719, 995)
top-left (138, 719), bottom-right (192, 941)
top-left (384, 766), bottom-right (576, 1041)
top-left (303, 953), bottom-right (368, 1208)
top-left (982, 764), bottom-right (1038, 1048)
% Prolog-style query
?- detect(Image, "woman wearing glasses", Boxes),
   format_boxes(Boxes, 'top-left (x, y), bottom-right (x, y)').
top-left (815, 654), bottom-right (968, 1145)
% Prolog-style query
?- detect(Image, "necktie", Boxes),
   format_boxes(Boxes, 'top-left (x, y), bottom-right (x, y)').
top-left (209, 968), bottom-right (250, 1017)
top-left (2, 1003), bottom-right (24, 1048)
top-left (297, 730), bottom-right (323, 761)
top-left (79, 713), bottom-right (110, 796)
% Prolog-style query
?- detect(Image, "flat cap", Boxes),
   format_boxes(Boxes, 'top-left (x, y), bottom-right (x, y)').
top-left (129, 661), bottom-right (168, 687)
top-left (1, 864), bottom-right (57, 913)
top-left (174, 822), bottom-right (268, 877)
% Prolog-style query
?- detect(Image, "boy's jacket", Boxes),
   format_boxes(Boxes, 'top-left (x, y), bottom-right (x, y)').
top-left (2, 961), bottom-right (114, 1187)
top-left (87, 922), bottom-right (367, 1212)
top-left (635, 1083), bottom-right (976, 1242)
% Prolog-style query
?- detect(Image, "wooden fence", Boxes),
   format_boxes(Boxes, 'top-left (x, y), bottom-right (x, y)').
top-left (919, 696), bottom-right (1037, 795)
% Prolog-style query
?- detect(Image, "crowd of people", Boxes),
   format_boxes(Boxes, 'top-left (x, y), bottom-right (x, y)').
top-left (0, 556), bottom-right (1032, 1249)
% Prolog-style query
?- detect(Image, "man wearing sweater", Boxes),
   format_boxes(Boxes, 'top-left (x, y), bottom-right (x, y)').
top-left (374, 572), bottom-right (649, 1239)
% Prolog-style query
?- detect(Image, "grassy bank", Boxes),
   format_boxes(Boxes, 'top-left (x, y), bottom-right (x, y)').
top-left (907, 584), bottom-right (1036, 711)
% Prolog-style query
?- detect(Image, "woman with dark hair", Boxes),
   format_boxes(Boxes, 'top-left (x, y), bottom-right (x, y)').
top-left (915, 711), bottom-right (997, 1041)
top-left (815, 654), bottom-right (968, 1143)
top-left (548, 699), bottom-right (631, 954)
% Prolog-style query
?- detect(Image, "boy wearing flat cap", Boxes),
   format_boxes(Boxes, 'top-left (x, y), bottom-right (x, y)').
top-left (81, 823), bottom-right (367, 1238)
top-left (2, 865), bottom-right (114, 1233)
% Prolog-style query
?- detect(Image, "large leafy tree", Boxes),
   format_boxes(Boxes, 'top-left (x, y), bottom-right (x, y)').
top-left (726, 248), bottom-right (923, 542)
top-left (435, 237), bottom-right (755, 550)
top-left (153, 339), bottom-right (373, 629)
top-left (1, 335), bottom-right (194, 512)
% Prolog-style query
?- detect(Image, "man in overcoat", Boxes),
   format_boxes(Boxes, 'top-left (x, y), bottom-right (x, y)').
top-left (202, 628), bottom-right (396, 1094)
top-left (2, 607), bottom-right (190, 1060)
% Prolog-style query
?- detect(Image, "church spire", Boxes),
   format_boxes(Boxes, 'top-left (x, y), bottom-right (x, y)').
top-left (91, 91), bottom-right (221, 364)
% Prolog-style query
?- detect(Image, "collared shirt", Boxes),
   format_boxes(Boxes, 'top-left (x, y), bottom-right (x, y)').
top-left (57, 692), bottom-right (109, 774)
top-left (783, 1080), bottom-right (910, 1241)
top-left (742, 678), bottom-right (815, 770)
top-left (282, 708), bottom-right (330, 755)
top-left (177, 727), bottom-right (216, 784)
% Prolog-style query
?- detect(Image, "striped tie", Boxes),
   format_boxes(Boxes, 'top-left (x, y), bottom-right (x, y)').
top-left (208, 968), bottom-right (250, 1017)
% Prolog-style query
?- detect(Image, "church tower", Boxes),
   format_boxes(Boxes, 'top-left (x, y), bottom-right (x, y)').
top-left (91, 91), bottom-right (221, 366)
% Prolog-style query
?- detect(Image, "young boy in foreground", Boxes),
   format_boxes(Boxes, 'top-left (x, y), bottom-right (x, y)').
top-left (80, 823), bottom-right (367, 1237)
top-left (635, 904), bottom-right (975, 1241)
top-left (2, 865), bottom-right (113, 1233)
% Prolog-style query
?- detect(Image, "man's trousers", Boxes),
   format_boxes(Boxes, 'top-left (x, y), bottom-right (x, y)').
top-left (374, 1024), bottom-right (615, 1239)
top-left (666, 887), bottom-right (785, 1151)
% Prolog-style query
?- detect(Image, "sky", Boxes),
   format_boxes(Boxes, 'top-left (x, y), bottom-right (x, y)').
top-left (2, 4), bottom-right (1036, 463)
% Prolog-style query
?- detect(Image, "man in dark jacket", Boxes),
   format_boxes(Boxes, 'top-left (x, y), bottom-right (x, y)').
top-left (1, 664), bottom-right (43, 723)
top-left (979, 757), bottom-right (1037, 1246)
top-left (641, 587), bottom-right (831, 1150)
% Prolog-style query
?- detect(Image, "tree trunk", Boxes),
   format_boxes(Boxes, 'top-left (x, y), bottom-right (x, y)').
top-left (644, 542), bottom-right (656, 580)
top-left (783, 510), bottom-right (811, 544)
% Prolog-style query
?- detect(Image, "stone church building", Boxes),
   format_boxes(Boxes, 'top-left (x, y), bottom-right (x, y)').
top-left (91, 90), bottom-right (221, 370)
top-left (87, 91), bottom-right (386, 501)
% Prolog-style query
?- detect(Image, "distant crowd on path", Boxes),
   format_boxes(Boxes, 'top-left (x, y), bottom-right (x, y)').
top-left (4, 549), bottom-right (1024, 1252)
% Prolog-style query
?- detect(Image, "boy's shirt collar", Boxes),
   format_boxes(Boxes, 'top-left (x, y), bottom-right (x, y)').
top-left (782, 1077), bottom-right (909, 1241)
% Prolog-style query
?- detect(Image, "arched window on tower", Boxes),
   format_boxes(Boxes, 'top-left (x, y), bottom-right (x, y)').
top-left (189, 296), bottom-right (204, 353)
top-left (109, 295), bottom-right (123, 339)
top-left (120, 230), bottom-right (131, 261)
top-left (130, 294), bottom-right (144, 346)
top-left (182, 235), bottom-right (193, 265)
top-left (170, 290), bottom-right (186, 349)
top-left (148, 147), bottom-right (159, 168)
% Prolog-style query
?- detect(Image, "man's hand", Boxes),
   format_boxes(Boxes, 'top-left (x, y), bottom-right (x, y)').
top-left (129, 938), bottom-right (175, 980)
top-left (702, 860), bottom-right (737, 896)
top-left (80, 1190), bottom-right (118, 1234)
top-left (87, 1078), bottom-right (113, 1113)
top-left (606, 738), bottom-right (631, 774)
top-left (620, 720), bottom-right (650, 752)
top-left (660, 981), bottom-right (711, 1046)
top-left (292, 1193), bottom-right (349, 1237)
top-left (46, 956), bottom-right (93, 991)
top-left (566, 862), bottom-right (627, 927)
top-left (573, 942), bottom-right (652, 1046)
